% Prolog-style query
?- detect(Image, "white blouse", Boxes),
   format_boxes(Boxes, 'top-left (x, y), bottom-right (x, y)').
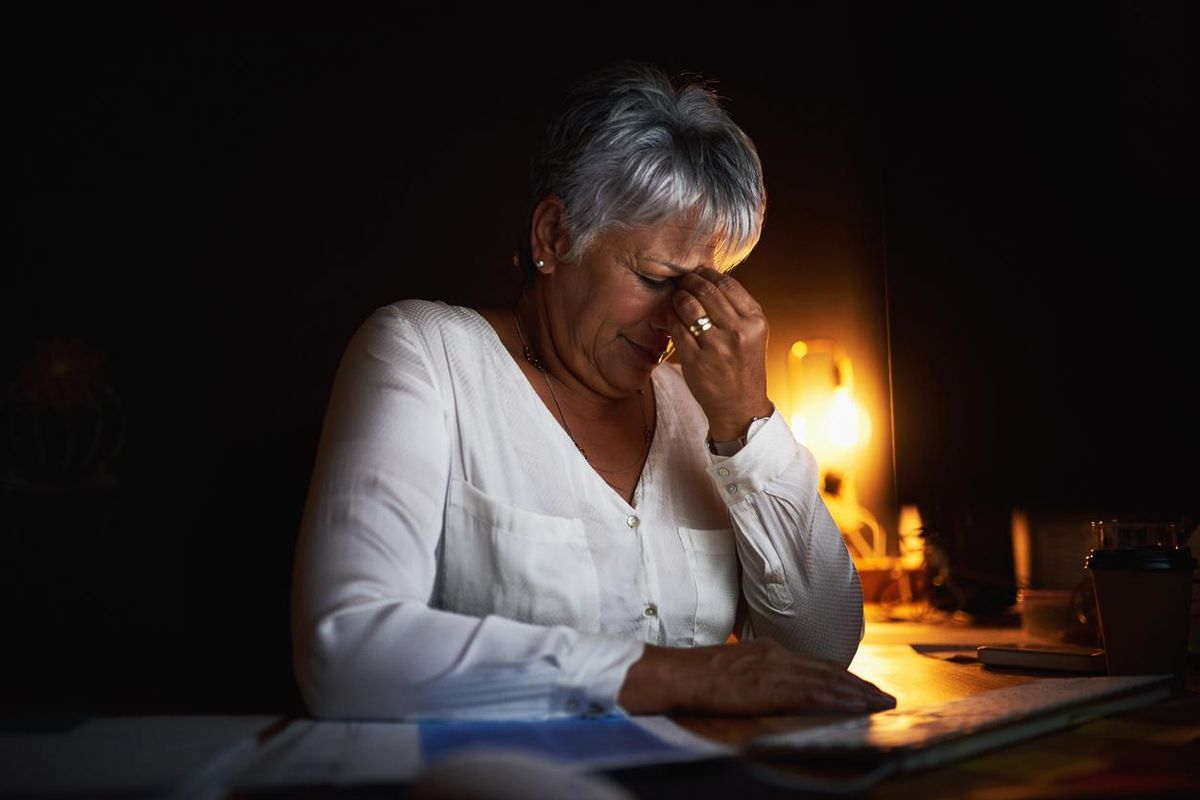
top-left (291, 299), bottom-right (864, 721)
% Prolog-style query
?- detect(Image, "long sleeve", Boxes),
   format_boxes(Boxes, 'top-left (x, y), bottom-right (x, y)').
top-left (291, 306), bottom-right (645, 720)
top-left (705, 410), bottom-right (864, 666)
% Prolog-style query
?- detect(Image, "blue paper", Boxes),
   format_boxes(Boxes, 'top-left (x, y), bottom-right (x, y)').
top-left (419, 716), bottom-right (687, 766)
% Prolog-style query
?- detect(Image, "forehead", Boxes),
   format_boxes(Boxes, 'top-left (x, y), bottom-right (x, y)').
top-left (613, 220), bottom-right (721, 267)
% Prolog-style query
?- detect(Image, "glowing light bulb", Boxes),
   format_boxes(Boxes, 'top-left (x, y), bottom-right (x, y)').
top-left (828, 387), bottom-right (862, 449)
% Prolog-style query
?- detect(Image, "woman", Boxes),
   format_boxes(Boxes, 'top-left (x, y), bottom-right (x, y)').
top-left (291, 61), bottom-right (896, 720)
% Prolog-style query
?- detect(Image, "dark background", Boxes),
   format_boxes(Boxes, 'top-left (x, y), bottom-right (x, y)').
top-left (4, 5), bottom-right (1195, 714)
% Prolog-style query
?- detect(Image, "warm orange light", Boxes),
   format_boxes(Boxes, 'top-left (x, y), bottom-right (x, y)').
top-left (785, 340), bottom-right (871, 468)
top-left (828, 387), bottom-right (871, 450)
top-left (786, 337), bottom-right (887, 561)
top-left (897, 505), bottom-right (926, 570)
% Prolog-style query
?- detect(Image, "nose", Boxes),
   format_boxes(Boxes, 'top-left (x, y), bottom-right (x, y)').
top-left (650, 295), bottom-right (674, 339)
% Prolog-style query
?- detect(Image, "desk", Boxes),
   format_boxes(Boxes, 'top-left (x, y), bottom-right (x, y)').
top-left (230, 616), bottom-right (1197, 799)
top-left (620, 615), bottom-right (1200, 799)
top-left (4, 615), bottom-right (1197, 798)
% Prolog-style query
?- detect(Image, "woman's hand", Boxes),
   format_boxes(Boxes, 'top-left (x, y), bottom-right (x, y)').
top-left (619, 639), bottom-right (897, 716)
top-left (666, 267), bottom-right (774, 442)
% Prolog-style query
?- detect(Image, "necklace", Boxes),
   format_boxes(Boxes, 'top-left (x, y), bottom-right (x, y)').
top-left (512, 307), bottom-right (653, 475)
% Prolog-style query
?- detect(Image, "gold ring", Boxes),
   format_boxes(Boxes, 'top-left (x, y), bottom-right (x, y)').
top-left (688, 316), bottom-right (714, 337)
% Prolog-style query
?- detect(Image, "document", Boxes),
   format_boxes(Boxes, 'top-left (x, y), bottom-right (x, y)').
top-left (233, 714), bottom-right (733, 789)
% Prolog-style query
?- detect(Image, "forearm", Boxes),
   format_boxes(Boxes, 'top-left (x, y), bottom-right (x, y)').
top-left (707, 411), bottom-right (864, 666)
top-left (294, 596), bottom-right (645, 720)
top-left (733, 489), bottom-right (864, 665)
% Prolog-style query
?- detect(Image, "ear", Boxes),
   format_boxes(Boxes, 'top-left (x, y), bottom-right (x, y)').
top-left (529, 195), bottom-right (572, 273)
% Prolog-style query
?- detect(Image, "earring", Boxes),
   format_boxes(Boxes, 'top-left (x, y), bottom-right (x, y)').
top-left (536, 259), bottom-right (546, 269)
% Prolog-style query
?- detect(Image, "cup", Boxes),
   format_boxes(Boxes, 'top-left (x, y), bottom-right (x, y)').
top-left (1085, 521), bottom-right (1197, 692)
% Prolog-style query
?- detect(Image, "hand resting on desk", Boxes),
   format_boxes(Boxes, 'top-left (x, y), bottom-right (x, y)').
top-left (619, 637), bottom-right (897, 715)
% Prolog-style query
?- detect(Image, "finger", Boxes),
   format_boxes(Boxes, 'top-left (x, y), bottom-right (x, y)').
top-left (794, 678), bottom-right (878, 713)
top-left (809, 691), bottom-right (869, 713)
top-left (806, 661), bottom-right (882, 693)
top-left (785, 670), bottom-right (877, 703)
top-left (678, 270), bottom-right (740, 328)
top-left (670, 289), bottom-right (720, 346)
top-left (868, 693), bottom-right (897, 710)
top-left (807, 669), bottom-right (896, 711)
top-left (665, 304), bottom-right (701, 360)
top-left (845, 671), bottom-right (896, 701)
top-left (696, 266), bottom-right (761, 317)
top-left (840, 677), bottom-right (896, 708)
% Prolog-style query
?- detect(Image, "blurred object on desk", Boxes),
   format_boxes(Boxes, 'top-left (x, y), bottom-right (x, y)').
top-left (1011, 510), bottom-right (1093, 591)
top-left (918, 505), bottom-right (1017, 619)
top-left (860, 506), bottom-right (932, 623)
top-left (1018, 587), bottom-right (1100, 647)
top-left (1012, 510), bottom-right (1102, 646)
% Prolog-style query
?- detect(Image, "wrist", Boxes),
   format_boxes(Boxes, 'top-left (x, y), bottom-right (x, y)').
top-left (617, 644), bottom-right (712, 714)
top-left (706, 402), bottom-right (774, 447)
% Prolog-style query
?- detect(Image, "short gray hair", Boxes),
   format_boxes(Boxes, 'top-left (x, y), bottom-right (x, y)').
top-left (525, 61), bottom-right (765, 276)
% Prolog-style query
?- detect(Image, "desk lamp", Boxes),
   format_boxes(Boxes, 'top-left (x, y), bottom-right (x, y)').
top-left (786, 339), bottom-right (926, 614)
top-left (785, 338), bottom-right (883, 562)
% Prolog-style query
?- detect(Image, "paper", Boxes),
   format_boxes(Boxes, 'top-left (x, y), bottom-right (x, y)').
top-left (419, 714), bottom-right (731, 771)
top-left (234, 719), bottom-right (423, 788)
top-left (233, 714), bottom-right (733, 789)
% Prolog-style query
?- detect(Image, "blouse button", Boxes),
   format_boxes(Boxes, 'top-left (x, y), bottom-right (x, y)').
top-left (726, 484), bottom-right (739, 494)
top-left (644, 603), bottom-right (658, 617)
top-left (717, 466), bottom-right (731, 477)
top-left (626, 515), bottom-right (640, 529)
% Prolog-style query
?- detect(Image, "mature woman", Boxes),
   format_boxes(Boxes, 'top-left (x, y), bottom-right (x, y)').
top-left (291, 61), bottom-right (895, 720)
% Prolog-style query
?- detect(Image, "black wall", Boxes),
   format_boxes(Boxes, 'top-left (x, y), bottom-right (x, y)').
top-left (882, 4), bottom-right (1197, 515)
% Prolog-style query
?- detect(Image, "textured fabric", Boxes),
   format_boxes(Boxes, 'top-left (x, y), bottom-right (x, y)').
top-left (291, 299), bottom-right (864, 721)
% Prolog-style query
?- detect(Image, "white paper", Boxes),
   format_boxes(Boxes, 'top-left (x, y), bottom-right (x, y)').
top-left (233, 719), bottom-right (422, 788)
top-left (233, 714), bottom-right (732, 789)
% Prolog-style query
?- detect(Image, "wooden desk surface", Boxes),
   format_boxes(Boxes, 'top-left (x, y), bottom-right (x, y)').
top-left (670, 619), bottom-right (1038, 748)
top-left (664, 615), bottom-right (1200, 798)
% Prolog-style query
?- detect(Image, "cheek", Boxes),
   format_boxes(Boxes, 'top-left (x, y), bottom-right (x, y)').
top-left (611, 293), bottom-right (662, 324)
top-left (573, 282), bottom-right (650, 323)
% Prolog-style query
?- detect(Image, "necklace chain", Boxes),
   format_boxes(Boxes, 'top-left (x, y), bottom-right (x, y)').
top-left (512, 308), bottom-right (652, 475)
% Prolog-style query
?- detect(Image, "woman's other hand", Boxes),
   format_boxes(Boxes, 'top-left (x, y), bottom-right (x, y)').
top-left (619, 638), bottom-right (897, 716)
top-left (666, 266), bottom-right (774, 442)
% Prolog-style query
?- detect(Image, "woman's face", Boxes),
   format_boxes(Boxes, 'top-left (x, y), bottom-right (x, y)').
top-left (542, 217), bottom-right (721, 398)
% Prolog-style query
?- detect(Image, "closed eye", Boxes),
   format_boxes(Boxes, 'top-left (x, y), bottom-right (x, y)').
top-left (636, 273), bottom-right (675, 290)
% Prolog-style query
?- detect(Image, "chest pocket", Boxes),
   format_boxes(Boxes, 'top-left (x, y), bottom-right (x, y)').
top-left (442, 479), bottom-right (601, 632)
top-left (677, 526), bottom-right (740, 646)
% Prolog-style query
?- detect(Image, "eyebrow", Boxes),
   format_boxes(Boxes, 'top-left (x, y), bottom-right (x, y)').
top-left (642, 257), bottom-right (699, 275)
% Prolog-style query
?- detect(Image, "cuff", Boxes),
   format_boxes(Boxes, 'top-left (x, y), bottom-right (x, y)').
top-left (552, 632), bottom-right (646, 718)
top-left (704, 408), bottom-right (800, 505)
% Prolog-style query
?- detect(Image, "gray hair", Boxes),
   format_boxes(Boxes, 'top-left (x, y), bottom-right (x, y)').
top-left (525, 61), bottom-right (765, 275)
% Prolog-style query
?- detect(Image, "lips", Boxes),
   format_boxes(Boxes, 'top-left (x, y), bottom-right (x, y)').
top-left (624, 336), bottom-right (669, 365)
